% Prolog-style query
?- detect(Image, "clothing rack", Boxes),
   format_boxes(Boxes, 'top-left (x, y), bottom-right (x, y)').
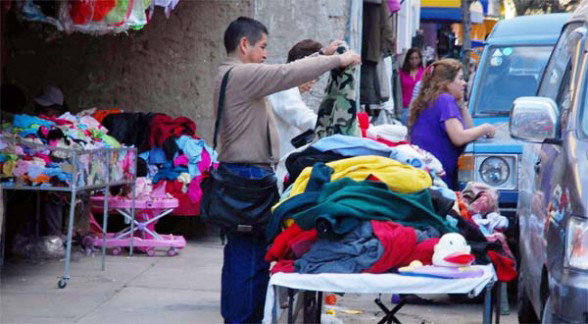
top-left (0, 135), bottom-right (137, 288)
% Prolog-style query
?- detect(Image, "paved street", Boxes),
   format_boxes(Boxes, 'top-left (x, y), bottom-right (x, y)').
top-left (1, 230), bottom-right (518, 324)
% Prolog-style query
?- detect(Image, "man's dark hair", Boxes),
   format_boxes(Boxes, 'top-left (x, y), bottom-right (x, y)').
top-left (287, 39), bottom-right (323, 63)
top-left (223, 17), bottom-right (268, 54)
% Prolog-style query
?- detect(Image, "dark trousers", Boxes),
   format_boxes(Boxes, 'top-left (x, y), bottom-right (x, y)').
top-left (220, 163), bottom-right (273, 323)
top-left (221, 233), bottom-right (270, 323)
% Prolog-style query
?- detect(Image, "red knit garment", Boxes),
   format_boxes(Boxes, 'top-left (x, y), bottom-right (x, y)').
top-left (265, 224), bottom-right (318, 262)
top-left (487, 250), bottom-right (517, 282)
top-left (270, 260), bottom-right (296, 274)
top-left (148, 114), bottom-right (197, 148)
top-left (366, 220), bottom-right (438, 273)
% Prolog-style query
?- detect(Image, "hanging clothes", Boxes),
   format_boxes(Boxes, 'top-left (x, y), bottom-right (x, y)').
top-left (360, 1), bottom-right (395, 106)
top-left (361, 2), bottom-right (395, 64)
top-left (314, 62), bottom-right (360, 139)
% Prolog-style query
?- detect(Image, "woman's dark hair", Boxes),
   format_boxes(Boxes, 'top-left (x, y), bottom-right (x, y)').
top-left (401, 48), bottom-right (423, 73)
top-left (287, 39), bottom-right (323, 63)
top-left (223, 17), bottom-right (269, 54)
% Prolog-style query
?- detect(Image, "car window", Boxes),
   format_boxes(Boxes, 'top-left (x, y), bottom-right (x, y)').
top-left (578, 58), bottom-right (588, 136)
top-left (554, 27), bottom-right (586, 132)
top-left (473, 45), bottom-right (553, 115)
top-left (539, 23), bottom-right (584, 102)
top-left (557, 64), bottom-right (573, 130)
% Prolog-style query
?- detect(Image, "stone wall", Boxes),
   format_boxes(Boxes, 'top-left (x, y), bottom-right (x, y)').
top-left (254, 0), bottom-right (350, 109)
top-left (1, 0), bottom-right (351, 141)
top-left (2, 0), bottom-right (253, 140)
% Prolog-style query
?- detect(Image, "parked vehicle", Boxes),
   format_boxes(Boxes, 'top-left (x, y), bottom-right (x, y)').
top-left (457, 14), bottom-right (569, 238)
top-left (511, 4), bottom-right (588, 323)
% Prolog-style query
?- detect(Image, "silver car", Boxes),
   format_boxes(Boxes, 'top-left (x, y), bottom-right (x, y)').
top-left (510, 6), bottom-right (588, 323)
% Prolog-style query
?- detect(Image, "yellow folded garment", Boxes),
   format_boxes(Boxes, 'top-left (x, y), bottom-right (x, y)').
top-left (273, 155), bottom-right (432, 212)
top-left (291, 155), bottom-right (432, 196)
top-left (2, 160), bottom-right (15, 177)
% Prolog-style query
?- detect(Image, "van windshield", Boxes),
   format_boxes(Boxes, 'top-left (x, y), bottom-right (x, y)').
top-left (473, 45), bottom-right (553, 116)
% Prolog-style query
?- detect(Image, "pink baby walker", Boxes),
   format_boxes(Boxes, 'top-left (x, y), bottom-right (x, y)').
top-left (88, 179), bottom-right (186, 256)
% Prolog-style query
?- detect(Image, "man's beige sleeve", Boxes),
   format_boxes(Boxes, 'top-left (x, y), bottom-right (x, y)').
top-left (232, 55), bottom-right (342, 100)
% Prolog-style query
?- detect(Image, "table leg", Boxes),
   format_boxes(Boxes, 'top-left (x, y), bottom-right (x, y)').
top-left (483, 282), bottom-right (494, 324)
top-left (495, 283), bottom-right (502, 324)
top-left (0, 187), bottom-right (5, 268)
top-left (35, 192), bottom-right (41, 238)
top-left (58, 189), bottom-right (77, 289)
top-left (288, 288), bottom-right (295, 324)
top-left (129, 177), bottom-right (136, 256)
top-left (316, 291), bottom-right (323, 323)
top-left (101, 186), bottom-right (109, 271)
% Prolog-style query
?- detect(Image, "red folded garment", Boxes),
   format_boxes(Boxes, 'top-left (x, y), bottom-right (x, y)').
top-left (148, 114), bottom-right (196, 148)
top-left (160, 180), bottom-right (199, 216)
top-left (289, 230), bottom-right (318, 258)
top-left (266, 224), bottom-right (304, 262)
top-left (366, 221), bottom-right (439, 273)
top-left (270, 260), bottom-right (296, 274)
top-left (366, 221), bottom-right (418, 273)
top-left (487, 250), bottom-right (517, 282)
top-left (265, 224), bottom-right (318, 262)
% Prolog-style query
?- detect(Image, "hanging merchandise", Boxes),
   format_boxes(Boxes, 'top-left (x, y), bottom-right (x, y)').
top-left (60, 0), bottom-right (149, 34)
top-left (314, 44), bottom-right (360, 139)
top-left (20, 0), bottom-right (64, 30)
top-left (14, 0), bottom-right (177, 34)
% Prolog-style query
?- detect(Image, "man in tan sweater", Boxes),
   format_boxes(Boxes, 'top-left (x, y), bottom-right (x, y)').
top-left (214, 17), bottom-right (360, 323)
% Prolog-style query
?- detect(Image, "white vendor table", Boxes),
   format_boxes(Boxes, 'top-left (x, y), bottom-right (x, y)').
top-left (263, 264), bottom-right (502, 324)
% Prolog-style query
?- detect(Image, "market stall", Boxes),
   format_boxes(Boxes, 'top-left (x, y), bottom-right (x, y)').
top-left (259, 65), bottom-right (517, 321)
top-left (0, 112), bottom-right (137, 288)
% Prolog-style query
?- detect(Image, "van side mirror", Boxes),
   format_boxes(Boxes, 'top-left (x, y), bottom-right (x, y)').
top-left (509, 97), bottom-right (560, 143)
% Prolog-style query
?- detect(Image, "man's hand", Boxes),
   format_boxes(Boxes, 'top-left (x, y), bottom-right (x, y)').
top-left (323, 40), bottom-right (343, 56)
top-left (339, 51), bottom-right (361, 68)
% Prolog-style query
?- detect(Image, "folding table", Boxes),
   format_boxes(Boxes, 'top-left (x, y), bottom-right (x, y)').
top-left (263, 264), bottom-right (501, 324)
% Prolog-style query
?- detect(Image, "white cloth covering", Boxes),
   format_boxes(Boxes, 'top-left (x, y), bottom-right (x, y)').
top-left (268, 87), bottom-right (318, 160)
top-left (268, 87), bottom-right (317, 191)
top-left (263, 264), bottom-right (496, 323)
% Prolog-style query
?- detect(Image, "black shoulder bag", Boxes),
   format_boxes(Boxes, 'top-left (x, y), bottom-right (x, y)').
top-left (200, 69), bottom-right (279, 238)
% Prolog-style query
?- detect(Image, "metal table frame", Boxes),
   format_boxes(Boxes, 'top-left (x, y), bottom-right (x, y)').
top-left (282, 281), bottom-right (502, 324)
top-left (263, 265), bottom-right (502, 324)
top-left (0, 142), bottom-right (136, 289)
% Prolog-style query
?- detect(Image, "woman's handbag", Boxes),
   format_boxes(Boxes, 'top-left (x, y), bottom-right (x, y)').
top-left (200, 68), bottom-right (279, 236)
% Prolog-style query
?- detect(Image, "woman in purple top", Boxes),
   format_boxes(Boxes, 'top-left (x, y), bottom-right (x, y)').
top-left (409, 59), bottom-right (495, 189)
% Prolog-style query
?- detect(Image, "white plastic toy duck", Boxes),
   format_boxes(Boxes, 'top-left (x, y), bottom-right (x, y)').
top-left (432, 233), bottom-right (475, 267)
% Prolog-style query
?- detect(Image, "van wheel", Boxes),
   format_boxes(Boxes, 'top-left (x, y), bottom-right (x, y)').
top-left (518, 270), bottom-right (540, 323)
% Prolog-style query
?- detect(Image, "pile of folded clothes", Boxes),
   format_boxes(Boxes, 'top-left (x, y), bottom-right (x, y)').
top-left (1, 112), bottom-right (134, 188)
top-left (266, 135), bottom-right (517, 282)
top-left (94, 109), bottom-right (218, 215)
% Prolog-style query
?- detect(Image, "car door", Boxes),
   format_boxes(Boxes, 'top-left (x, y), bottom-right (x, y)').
top-left (529, 24), bottom-right (586, 309)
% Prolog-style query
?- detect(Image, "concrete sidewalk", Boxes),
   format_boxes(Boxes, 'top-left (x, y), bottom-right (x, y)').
top-left (1, 233), bottom-right (518, 324)
top-left (0, 236), bottom-right (224, 323)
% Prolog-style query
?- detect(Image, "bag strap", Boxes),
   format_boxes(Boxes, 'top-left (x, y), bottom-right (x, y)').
top-left (213, 67), bottom-right (234, 150)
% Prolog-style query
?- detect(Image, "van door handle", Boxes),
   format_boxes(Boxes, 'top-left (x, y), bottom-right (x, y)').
top-left (534, 158), bottom-right (541, 174)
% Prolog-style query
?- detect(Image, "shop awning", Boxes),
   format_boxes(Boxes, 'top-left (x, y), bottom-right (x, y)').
top-left (421, 0), bottom-right (488, 23)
